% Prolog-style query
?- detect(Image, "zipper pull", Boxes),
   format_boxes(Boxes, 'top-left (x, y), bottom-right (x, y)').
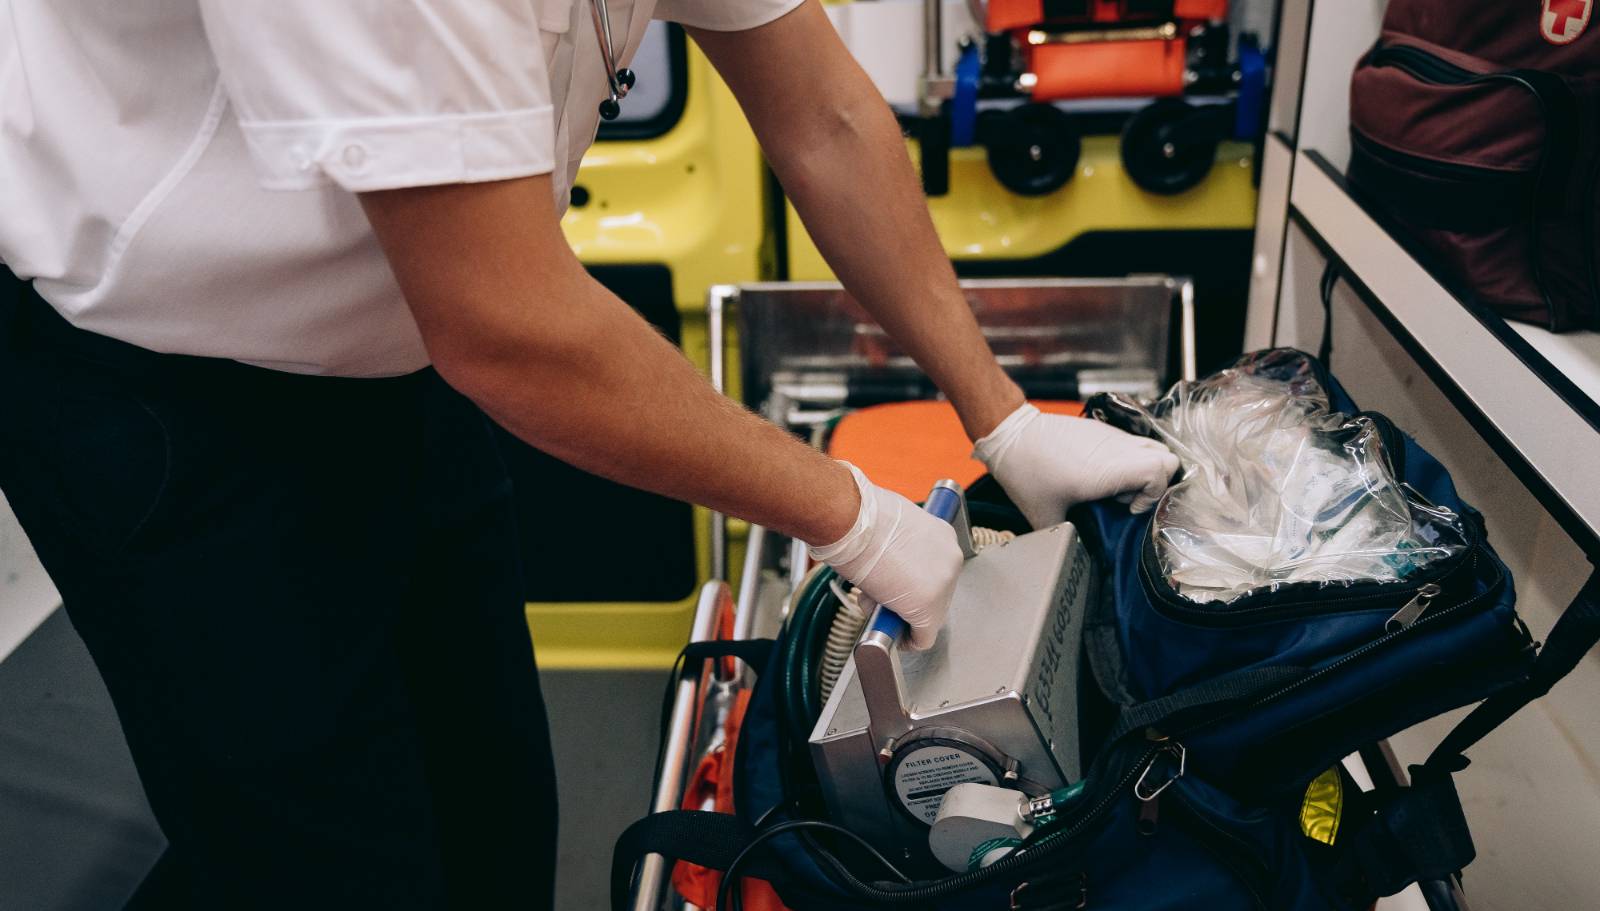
top-left (1137, 792), bottom-right (1161, 835)
top-left (1133, 740), bottom-right (1185, 836)
top-left (1386, 582), bottom-right (1442, 632)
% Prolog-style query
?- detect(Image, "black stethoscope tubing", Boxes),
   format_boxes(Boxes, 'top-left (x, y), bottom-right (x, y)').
top-left (589, 0), bottom-right (637, 120)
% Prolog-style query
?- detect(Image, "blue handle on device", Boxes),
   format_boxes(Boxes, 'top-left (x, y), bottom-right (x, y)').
top-left (865, 482), bottom-right (966, 645)
top-left (950, 43), bottom-right (981, 148)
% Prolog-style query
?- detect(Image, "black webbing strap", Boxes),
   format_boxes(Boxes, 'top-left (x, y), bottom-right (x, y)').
top-left (1426, 567), bottom-right (1600, 769)
top-left (1318, 261), bottom-right (1339, 366)
top-left (610, 810), bottom-right (781, 911)
top-left (680, 638), bottom-right (775, 679)
top-left (1336, 761), bottom-right (1476, 900)
top-left (1107, 664), bottom-right (1308, 743)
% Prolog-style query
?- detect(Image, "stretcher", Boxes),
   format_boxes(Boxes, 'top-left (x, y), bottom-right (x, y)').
top-left (627, 279), bottom-right (1468, 911)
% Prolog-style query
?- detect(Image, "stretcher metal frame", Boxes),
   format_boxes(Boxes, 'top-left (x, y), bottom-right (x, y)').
top-left (632, 277), bottom-right (1195, 911)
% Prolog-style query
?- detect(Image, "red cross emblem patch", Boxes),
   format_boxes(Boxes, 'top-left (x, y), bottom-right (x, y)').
top-left (1543, 0), bottom-right (1592, 45)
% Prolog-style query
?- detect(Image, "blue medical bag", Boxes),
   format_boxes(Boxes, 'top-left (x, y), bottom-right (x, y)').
top-left (615, 350), bottom-right (1599, 911)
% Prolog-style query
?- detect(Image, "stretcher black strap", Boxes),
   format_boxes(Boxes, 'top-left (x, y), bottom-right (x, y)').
top-left (1425, 566), bottom-right (1600, 769)
top-left (1335, 762), bottom-right (1476, 900)
top-left (1107, 664), bottom-right (1308, 743)
top-left (610, 810), bottom-right (778, 911)
top-left (650, 638), bottom-right (777, 815)
top-left (680, 638), bottom-right (776, 679)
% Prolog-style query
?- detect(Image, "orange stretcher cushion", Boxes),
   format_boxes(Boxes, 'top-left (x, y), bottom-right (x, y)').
top-left (827, 400), bottom-right (1084, 501)
top-left (1028, 38), bottom-right (1187, 100)
top-left (989, 0), bottom-right (1228, 31)
top-left (988, 0), bottom-right (1044, 31)
top-left (1175, 0), bottom-right (1229, 19)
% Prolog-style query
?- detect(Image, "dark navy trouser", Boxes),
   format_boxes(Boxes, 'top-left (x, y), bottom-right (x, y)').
top-left (0, 276), bottom-right (558, 909)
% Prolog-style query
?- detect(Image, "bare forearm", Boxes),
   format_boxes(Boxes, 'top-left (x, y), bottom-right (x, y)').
top-left (457, 281), bottom-right (857, 545)
top-left (359, 177), bottom-right (858, 546)
top-left (770, 88), bottom-right (1022, 439)
top-left (689, 2), bottom-right (1023, 439)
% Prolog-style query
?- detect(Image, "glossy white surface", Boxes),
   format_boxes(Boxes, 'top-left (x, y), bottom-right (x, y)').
top-left (1509, 322), bottom-right (1600, 410)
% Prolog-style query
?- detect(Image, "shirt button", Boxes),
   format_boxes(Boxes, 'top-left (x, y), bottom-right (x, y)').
top-left (342, 144), bottom-right (368, 171)
top-left (291, 144), bottom-right (314, 172)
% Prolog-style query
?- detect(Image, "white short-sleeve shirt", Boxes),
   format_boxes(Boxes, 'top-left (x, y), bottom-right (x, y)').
top-left (0, 0), bottom-right (802, 376)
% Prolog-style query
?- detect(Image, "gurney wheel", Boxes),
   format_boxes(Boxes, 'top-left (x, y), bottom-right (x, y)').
top-left (1120, 98), bottom-right (1218, 195)
top-left (983, 103), bottom-right (1081, 198)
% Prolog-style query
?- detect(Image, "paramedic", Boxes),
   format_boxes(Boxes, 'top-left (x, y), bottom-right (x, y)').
top-left (0, 1), bottom-right (1179, 907)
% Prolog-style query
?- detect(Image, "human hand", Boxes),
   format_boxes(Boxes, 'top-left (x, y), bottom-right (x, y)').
top-left (973, 403), bottom-right (1180, 530)
top-left (808, 464), bottom-right (963, 650)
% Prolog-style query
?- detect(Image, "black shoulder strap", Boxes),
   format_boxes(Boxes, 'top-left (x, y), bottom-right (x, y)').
top-left (1107, 664), bottom-right (1308, 743)
top-left (1318, 261), bottom-right (1339, 366)
top-left (1425, 567), bottom-right (1600, 768)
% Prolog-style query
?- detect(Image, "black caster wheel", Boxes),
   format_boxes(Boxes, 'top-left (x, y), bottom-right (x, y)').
top-left (1120, 98), bottom-right (1219, 195)
top-left (983, 103), bottom-right (1082, 197)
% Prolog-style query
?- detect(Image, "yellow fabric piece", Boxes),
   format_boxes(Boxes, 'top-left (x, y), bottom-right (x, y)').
top-left (1300, 766), bottom-right (1344, 846)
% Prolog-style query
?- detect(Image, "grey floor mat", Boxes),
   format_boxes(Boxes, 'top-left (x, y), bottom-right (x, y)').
top-left (0, 610), bottom-right (667, 911)
top-left (541, 668), bottom-right (665, 911)
top-left (0, 609), bottom-right (165, 910)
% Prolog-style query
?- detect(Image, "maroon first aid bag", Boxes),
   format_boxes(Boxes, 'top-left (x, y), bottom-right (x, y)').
top-left (1348, 2), bottom-right (1600, 332)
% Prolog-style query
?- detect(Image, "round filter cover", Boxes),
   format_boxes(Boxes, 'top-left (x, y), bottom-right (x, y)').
top-left (886, 738), bottom-right (1003, 826)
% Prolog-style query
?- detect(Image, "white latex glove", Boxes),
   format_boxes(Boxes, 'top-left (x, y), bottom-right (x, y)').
top-left (808, 463), bottom-right (963, 650)
top-left (973, 403), bottom-right (1181, 530)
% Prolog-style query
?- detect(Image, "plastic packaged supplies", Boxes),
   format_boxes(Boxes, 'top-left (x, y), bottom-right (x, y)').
top-left (1094, 350), bottom-right (1466, 603)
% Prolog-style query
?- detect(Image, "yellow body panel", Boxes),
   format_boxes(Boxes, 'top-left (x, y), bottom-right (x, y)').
top-left (787, 135), bottom-right (1258, 280)
top-left (560, 52), bottom-right (770, 313)
top-left (531, 46), bottom-right (765, 670)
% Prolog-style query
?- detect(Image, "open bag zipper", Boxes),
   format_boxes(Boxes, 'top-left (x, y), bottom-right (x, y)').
top-left (1355, 43), bottom-right (1536, 186)
top-left (1108, 350), bottom-right (1481, 628)
top-left (1133, 416), bottom-right (1482, 632)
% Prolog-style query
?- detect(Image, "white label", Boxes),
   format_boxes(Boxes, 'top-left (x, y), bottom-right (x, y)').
top-left (891, 745), bottom-right (998, 825)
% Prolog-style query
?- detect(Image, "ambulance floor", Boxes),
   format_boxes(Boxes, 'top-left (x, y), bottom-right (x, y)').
top-left (0, 609), bottom-right (163, 909)
top-left (0, 606), bottom-right (669, 911)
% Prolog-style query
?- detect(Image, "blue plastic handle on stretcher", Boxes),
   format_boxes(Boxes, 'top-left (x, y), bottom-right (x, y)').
top-left (863, 481), bottom-right (966, 646)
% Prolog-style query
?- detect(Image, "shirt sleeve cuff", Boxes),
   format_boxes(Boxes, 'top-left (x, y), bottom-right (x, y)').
top-left (236, 106), bottom-right (557, 192)
top-left (657, 0), bottom-right (805, 32)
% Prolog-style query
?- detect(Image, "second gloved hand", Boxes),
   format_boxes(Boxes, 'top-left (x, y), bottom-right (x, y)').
top-left (974, 403), bottom-right (1181, 530)
top-left (809, 463), bottom-right (963, 650)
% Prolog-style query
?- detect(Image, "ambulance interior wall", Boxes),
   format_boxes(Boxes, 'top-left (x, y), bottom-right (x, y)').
top-left (1252, 2), bottom-right (1600, 907)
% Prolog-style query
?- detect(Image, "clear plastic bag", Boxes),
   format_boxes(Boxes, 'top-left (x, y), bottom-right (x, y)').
top-left (1101, 350), bottom-right (1466, 604)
